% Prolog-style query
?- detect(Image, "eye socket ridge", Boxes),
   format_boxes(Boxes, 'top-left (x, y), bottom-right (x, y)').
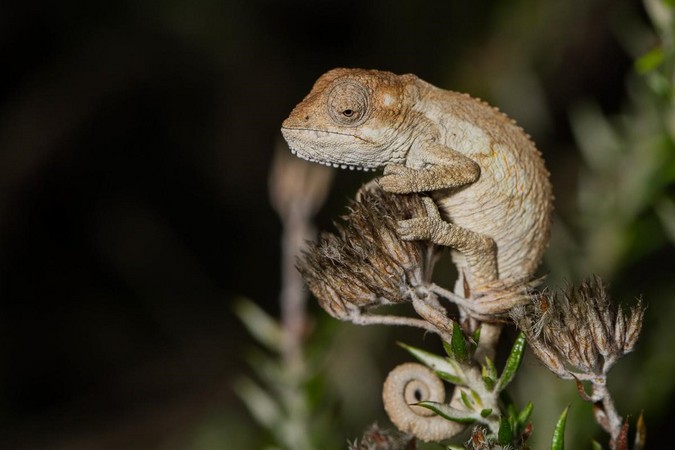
top-left (327, 80), bottom-right (370, 126)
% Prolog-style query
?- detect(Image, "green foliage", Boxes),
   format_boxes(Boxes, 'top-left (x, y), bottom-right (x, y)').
top-left (234, 298), bottom-right (339, 450)
top-left (495, 332), bottom-right (526, 392)
top-left (497, 416), bottom-right (513, 445)
top-left (449, 322), bottom-right (470, 362)
top-left (550, 407), bottom-right (569, 450)
top-left (400, 342), bottom-right (467, 385)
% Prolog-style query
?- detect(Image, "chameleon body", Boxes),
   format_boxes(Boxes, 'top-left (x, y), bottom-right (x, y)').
top-left (282, 68), bottom-right (551, 311)
top-left (281, 68), bottom-right (552, 441)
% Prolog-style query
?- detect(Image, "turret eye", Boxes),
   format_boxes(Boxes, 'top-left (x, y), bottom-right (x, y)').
top-left (327, 81), bottom-right (369, 126)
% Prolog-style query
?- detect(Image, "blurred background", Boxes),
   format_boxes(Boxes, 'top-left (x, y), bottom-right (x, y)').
top-left (1, 0), bottom-right (674, 448)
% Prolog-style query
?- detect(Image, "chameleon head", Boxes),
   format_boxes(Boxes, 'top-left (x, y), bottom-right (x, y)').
top-left (281, 68), bottom-right (418, 171)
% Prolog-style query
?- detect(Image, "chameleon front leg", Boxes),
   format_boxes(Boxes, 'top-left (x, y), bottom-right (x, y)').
top-left (379, 139), bottom-right (481, 193)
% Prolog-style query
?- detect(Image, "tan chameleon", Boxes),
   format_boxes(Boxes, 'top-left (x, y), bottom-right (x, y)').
top-left (281, 68), bottom-right (552, 440)
top-left (282, 67), bottom-right (551, 315)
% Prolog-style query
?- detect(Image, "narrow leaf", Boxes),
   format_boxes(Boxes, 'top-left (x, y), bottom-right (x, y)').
top-left (442, 340), bottom-right (454, 358)
top-left (635, 47), bottom-right (664, 74)
top-left (436, 371), bottom-right (463, 385)
top-left (399, 342), bottom-right (465, 383)
top-left (417, 401), bottom-right (477, 424)
top-left (551, 406), bottom-right (569, 450)
top-left (460, 390), bottom-right (474, 410)
top-left (233, 377), bottom-right (282, 428)
top-left (497, 416), bottom-right (513, 445)
top-left (591, 440), bottom-right (604, 450)
top-left (233, 297), bottom-right (283, 352)
top-left (496, 332), bottom-right (526, 392)
top-left (480, 408), bottom-right (493, 418)
top-left (473, 326), bottom-right (481, 344)
top-left (517, 401), bottom-right (534, 429)
top-left (634, 410), bottom-right (647, 450)
top-left (482, 376), bottom-right (495, 391)
top-left (484, 356), bottom-right (498, 381)
top-left (451, 322), bottom-right (469, 362)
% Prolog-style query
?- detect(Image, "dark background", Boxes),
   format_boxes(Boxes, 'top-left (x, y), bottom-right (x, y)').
top-left (0, 0), bottom-right (671, 448)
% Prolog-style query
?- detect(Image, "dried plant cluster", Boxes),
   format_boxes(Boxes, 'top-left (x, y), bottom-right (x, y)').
top-left (348, 424), bottom-right (416, 450)
top-left (297, 185), bottom-right (645, 449)
top-left (511, 276), bottom-right (644, 381)
top-left (298, 186), bottom-right (439, 320)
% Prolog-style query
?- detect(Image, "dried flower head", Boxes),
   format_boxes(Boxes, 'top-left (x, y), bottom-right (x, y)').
top-left (348, 423), bottom-right (416, 450)
top-left (298, 185), bottom-right (439, 320)
top-left (465, 426), bottom-right (516, 450)
top-left (511, 275), bottom-right (645, 379)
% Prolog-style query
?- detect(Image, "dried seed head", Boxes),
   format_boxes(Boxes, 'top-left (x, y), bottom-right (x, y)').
top-left (298, 185), bottom-right (439, 320)
top-left (511, 276), bottom-right (645, 378)
top-left (348, 423), bottom-right (416, 450)
top-left (465, 426), bottom-right (515, 450)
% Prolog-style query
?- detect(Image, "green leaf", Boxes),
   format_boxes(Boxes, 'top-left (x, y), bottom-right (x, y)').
top-left (473, 326), bottom-right (481, 344)
top-left (233, 297), bottom-right (283, 352)
top-left (460, 390), bottom-right (474, 410)
top-left (417, 401), bottom-right (477, 423)
top-left (636, 47), bottom-right (665, 74)
top-left (482, 375), bottom-right (495, 391)
top-left (482, 356), bottom-right (497, 391)
top-left (436, 371), bottom-right (463, 385)
top-left (484, 356), bottom-right (497, 380)
top-left (442, 340), bottom-right (454, 358)
top-left (450, 322), bottom-right (469, 362)
top-left (480, 408), bottom-right (493, 418)
top-left (517, 401), bottom-right (534, 429)
top-left (591, 440), bottom-right (604, 450)
top-left (551, 406), bottom-right (569, 450)
top-left (497, 416), bottom-right (513, 445)
top-left (233, 377), bottom-right (282, 428)
top-left (398, 342), bottom-right (466, 384)
top-left (495, 332), bottom-right (526, 392)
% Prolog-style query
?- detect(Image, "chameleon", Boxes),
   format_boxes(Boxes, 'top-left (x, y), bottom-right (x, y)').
top-left (281, 68), bottom-right (552, 440)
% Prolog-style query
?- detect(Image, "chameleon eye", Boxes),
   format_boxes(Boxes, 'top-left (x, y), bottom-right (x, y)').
top-left (327, 81), bottom-right (370, 126)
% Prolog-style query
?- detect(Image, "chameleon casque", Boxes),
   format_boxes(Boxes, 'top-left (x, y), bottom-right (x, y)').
top-left (281, 68), bottom-right (552, 441)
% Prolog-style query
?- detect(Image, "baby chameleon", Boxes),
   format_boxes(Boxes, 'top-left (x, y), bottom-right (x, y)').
top-left (282, 68), bottom-right (552, 322)
top-left (282, 68), bottom-right (552, 442)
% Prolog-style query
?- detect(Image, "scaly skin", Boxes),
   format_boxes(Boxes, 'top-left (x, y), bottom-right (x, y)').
top-left (281, 68), bottom-right (553, 441)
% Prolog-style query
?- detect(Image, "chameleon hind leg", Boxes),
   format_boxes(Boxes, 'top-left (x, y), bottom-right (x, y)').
top-left (397, 197), bottom-right (503, 361)
top-left (397, 197), bottom-right (499, 287)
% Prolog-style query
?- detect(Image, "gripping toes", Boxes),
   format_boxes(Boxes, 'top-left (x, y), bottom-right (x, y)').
top-left (379, 164), bottom-right (415, 193)
top-left (397, 218), bottom-right (434, 241)
top-left (397, 197), bottom-right (443, 241)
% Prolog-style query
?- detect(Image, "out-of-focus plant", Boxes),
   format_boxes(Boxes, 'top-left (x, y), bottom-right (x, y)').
top-left (555, 0), bottom-right (675, 280)
top-left (234, 146), bottom-right (336, 450)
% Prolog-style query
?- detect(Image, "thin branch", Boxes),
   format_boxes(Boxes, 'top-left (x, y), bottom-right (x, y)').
top-left (350, 312), bottom-right (446, 338)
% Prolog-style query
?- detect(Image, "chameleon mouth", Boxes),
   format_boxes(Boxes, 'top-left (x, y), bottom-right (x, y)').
top-left (289, 148), bottom-right (378, 172)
